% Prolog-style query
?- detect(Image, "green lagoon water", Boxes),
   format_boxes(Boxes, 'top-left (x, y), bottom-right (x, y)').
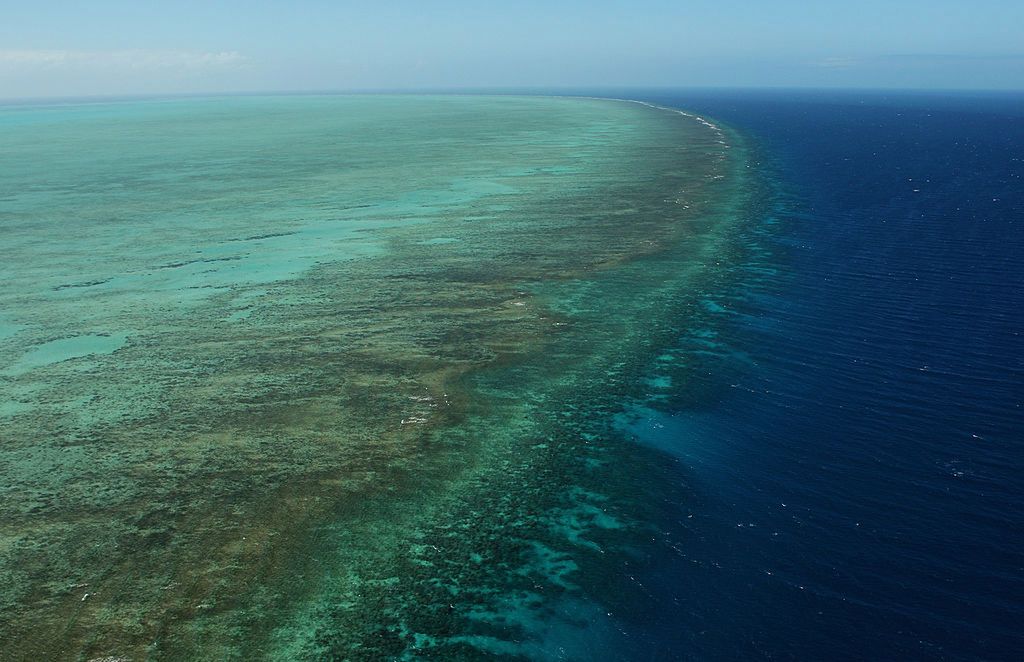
top-left (0, 95), bottom-right (752, 659)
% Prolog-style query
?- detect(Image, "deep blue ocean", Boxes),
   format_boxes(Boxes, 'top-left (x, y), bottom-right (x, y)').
top-left (3, 89), bottom-right (1018, 660)
top-left (599, 90), bottom-right (1023, 660)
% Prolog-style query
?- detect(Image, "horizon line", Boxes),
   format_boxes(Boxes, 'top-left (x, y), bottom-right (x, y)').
top-left (3, 85), bottom-right (1023, 106)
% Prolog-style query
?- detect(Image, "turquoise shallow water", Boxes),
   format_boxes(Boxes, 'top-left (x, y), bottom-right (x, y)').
top-left (0, 94), bottom-right (751, 659)
top-left (2, 332), bottom-right (130, 377)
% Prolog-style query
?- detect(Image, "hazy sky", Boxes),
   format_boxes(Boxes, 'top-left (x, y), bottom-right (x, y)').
top-left (2, 0), bottom-right (1023, 98)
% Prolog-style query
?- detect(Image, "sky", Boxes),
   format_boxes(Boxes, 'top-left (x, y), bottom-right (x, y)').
top-left (1, 0), bottom-right (1023, 98)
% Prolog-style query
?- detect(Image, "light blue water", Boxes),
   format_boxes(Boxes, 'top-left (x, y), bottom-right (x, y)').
top-left (4, 89), bottom-right (1019, 661)
top-left (0, 94), bottom-right (747, 659)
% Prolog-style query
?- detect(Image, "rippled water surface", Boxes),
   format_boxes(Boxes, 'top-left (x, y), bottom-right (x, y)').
top-left (609, 90), bottom-right (1024, 661)
top-left (2, 90), bottom-right (1021, 661)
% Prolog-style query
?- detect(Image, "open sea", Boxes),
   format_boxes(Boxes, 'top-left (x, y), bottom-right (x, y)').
top-left (0, 90), bottom-right (1021, 660)
top-left (603, 90), bottom-right (1024, 660)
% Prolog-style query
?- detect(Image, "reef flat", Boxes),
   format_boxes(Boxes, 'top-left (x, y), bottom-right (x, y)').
top-left (0, 95), bottom-right (751, 659)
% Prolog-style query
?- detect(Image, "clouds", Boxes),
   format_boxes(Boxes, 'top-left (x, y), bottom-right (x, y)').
top-left (0, 49), bottom-right (246, 70)
top-left (815, 57), bottom-right (861, 69)
top-left (0, 49), bottom-right (253, 98)
top-left (1, 0), bottom-right (1022, 97)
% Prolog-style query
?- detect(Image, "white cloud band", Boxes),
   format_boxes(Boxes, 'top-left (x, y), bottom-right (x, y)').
top-left (0, 49), bottom-right (246, 70)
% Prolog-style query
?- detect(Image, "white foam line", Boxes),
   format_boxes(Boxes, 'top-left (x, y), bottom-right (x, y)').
top-left (564, 94), bottom-right (729, 146)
